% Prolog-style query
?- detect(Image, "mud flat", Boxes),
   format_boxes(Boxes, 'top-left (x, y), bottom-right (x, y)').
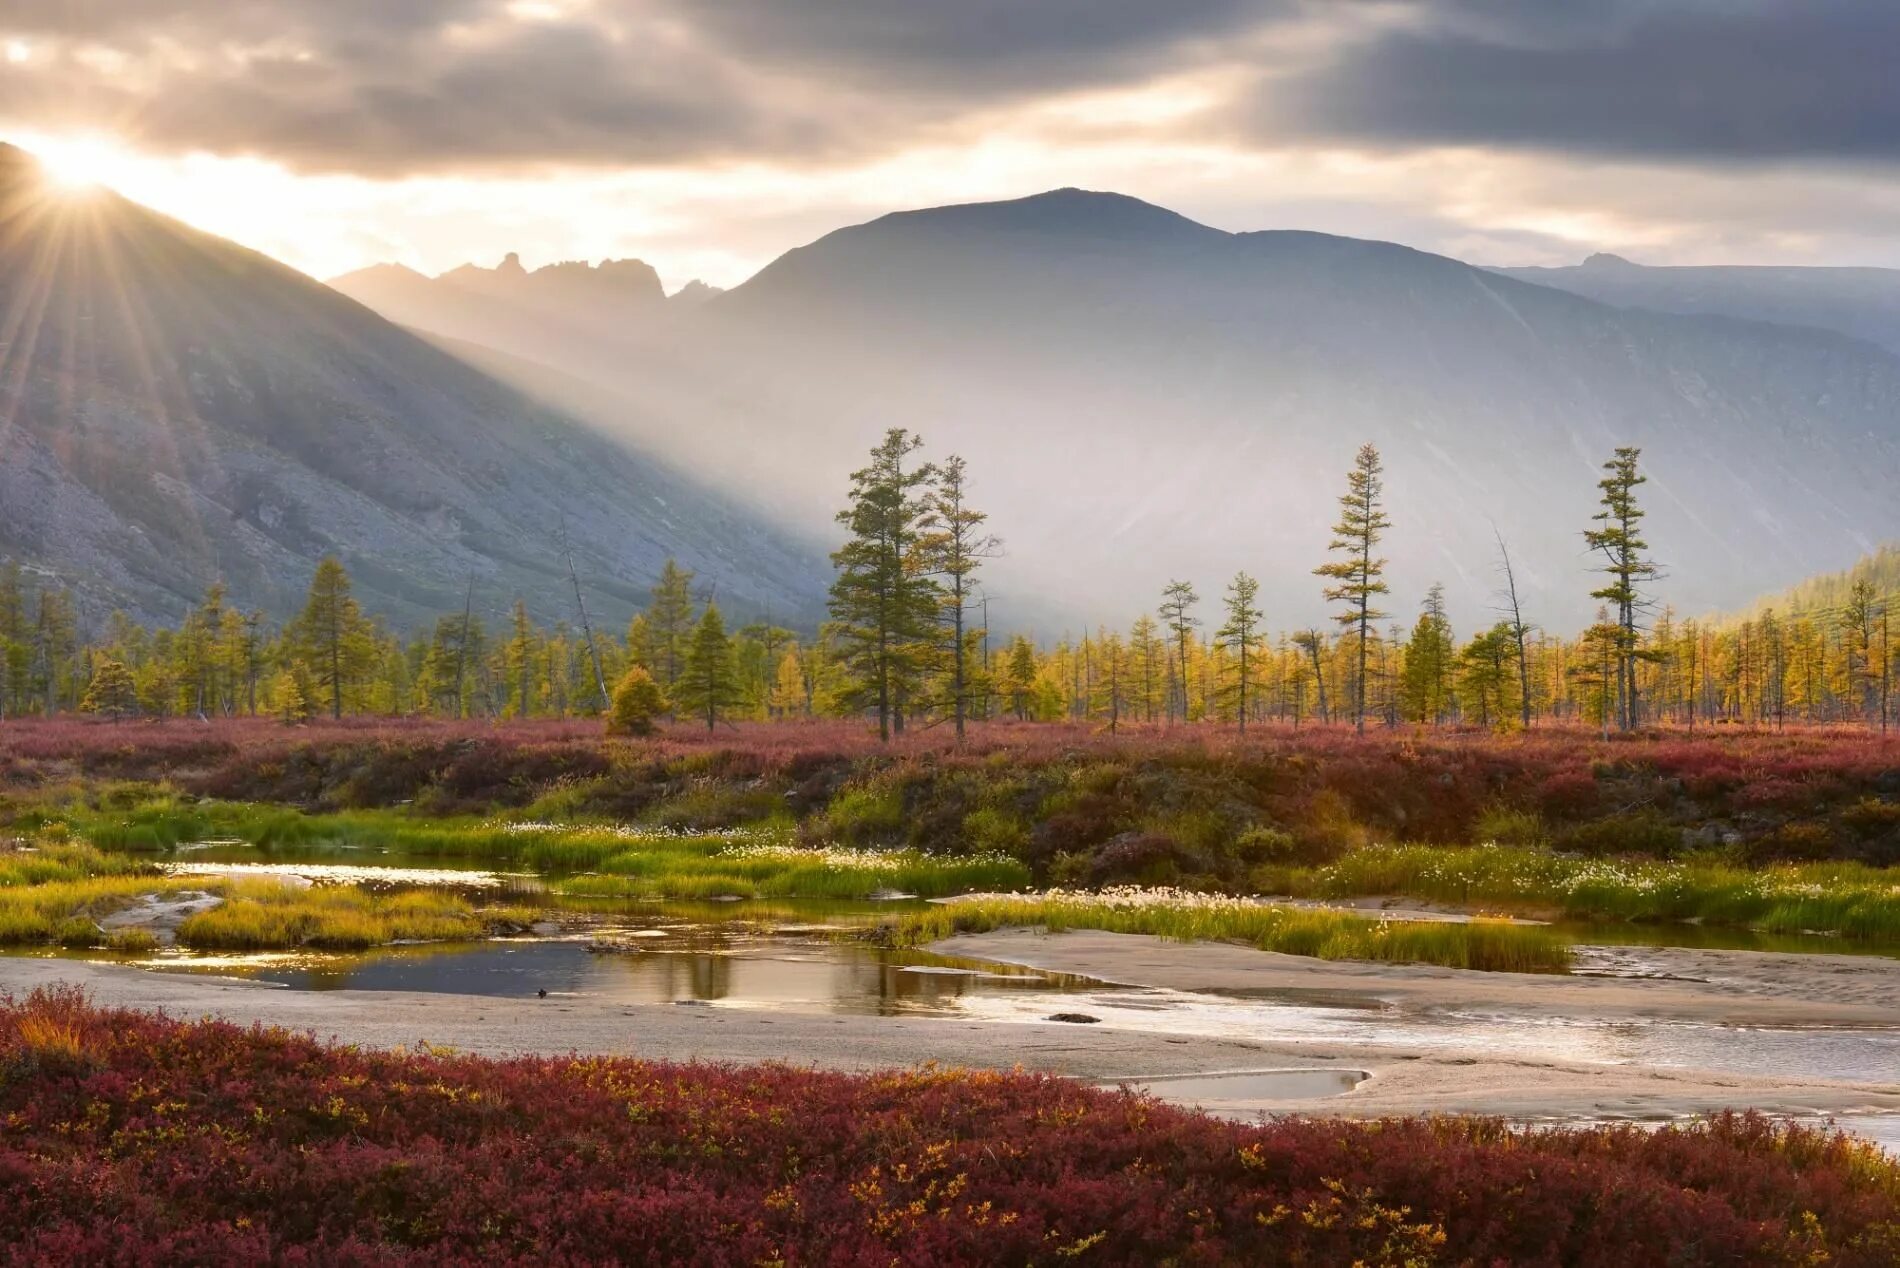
top-left (931, 928), bottom-right (1900, 1121)
top-left (5, 932), bottom-right (1897, 1127)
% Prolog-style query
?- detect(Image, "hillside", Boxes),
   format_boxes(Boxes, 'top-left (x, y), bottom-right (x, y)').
top-left (0, 144), bottom-right (824, 627)
top-left (1735, 544), bottom-right (1900, 621)
top-left (333, 189), bottom-right (1900, 629)
top-left (1492, 254), bottom-right (1900, 356)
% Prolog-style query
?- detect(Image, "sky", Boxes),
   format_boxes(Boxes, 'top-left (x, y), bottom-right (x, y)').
top-left (7, 1), bottom-right (1900, 290)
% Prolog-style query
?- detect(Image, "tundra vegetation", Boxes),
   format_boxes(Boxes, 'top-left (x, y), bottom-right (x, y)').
top-left (0, 991), bottom-right (1895, 1265)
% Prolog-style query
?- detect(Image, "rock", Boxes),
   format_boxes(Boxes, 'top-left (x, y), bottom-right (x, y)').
top-left (1044, 1013), bottom-right (1101, 1024)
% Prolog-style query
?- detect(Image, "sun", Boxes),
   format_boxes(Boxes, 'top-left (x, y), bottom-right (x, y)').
top-left (32, 134), bottom-right (136, 193)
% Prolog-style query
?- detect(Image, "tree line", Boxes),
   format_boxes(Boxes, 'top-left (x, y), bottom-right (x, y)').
top-left (3, 436), bottom-right (1893, 734)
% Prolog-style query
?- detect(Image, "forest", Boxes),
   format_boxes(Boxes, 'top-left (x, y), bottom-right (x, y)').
top-left (5, 436), bottom-right (1894, 738)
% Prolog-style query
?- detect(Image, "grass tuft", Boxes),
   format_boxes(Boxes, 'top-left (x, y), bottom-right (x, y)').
top-left (880, 889), bottom-right (1571, 974)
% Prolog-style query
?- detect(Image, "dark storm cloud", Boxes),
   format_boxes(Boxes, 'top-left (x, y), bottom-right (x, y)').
top-left (0, 0), bottom-right (1262, 174)
top-left (1269, 0), bottom-right (1900, 162)
top-left (668, 0), bottom-right (1263, 89)
top-left (6, 0), bottom-right (1895, 175)
top-left (0, 1), bottom-right (796, 171)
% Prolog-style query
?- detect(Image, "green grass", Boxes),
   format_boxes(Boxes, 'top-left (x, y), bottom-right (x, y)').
top-left (0, 841), bottom-right (194, 946)
top-left (880, 892), bottom-right (1572, 974)
top-left (0, 836), bottom-right (536, 952)
top-left (49, 795), bottom-right (1034, 901)
top-left (1257, 845), bottom-right (1900, 943)
top-left (560, 841), bottom-right (1030, 901)
top-left (174, 880), bottom-right (536, 952)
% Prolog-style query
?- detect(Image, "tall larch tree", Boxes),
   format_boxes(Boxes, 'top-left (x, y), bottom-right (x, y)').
top-left (1315, 443), bottom-right (1391, 733)
top-left (1583, 447), bottom-right (1656, 732)
top-left (1216, 571), bottom-right (1264, 733)
top-left (1158, 580), bottom-right (1200, 724)
top-left (646, 560), bottom-right (697, 697)
top-left (505, 600), bottom-right (540, 718)
top-left (289, 557), bottom-right (377, 720)
top-left (828, 429), bottom-right (941, 741)
top-left (917, 453), bottom-right (1000, 742)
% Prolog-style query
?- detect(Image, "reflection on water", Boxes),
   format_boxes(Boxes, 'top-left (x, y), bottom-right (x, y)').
top-left (142, 928), bottom-right (1107, 1016)
top-left (165, 860), bottom-right (529, 890)
top-left (1552, 920), bottom-right (1897, 958)
top-left (33, 839), bottom-right (1900, 1098)
top-left (1833, 1115), bottom-right (1900, 1153)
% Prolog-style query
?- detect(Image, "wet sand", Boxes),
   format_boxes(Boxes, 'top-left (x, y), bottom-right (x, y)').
top-left (5, 934), bottom-right (1897, 1125)
top-left (934, 928), bottom-right (1900, 1028)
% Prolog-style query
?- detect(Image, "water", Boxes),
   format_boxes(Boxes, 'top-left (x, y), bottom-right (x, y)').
top-left (141, 929), bottom-right (1105, 1014)
top-left (1105, 1069), bottom-right (1367, 1105)
top-left (23, 842), bottom-right (1899, 1117)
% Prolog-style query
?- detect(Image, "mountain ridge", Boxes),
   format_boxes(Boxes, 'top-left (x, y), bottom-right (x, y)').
top-left (0, 143), bottom-right (824, 629)
top-left (337, 187), bottom-right (1900, 630)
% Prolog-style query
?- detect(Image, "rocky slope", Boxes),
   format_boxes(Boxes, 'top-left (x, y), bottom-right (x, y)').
top-left (0, 144), bottom-right (822, 628)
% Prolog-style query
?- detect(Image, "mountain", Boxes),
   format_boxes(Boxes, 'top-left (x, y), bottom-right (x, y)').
top-left (1492, 254), bottom-right (1900, 357)
top-left (1731, 543), bottom-right (1900, 622)
top-left (328, 252), bottom-right (717, 391)
top-left (0, 143), bottom-right (823, 628)
top-left (335, 188), bottom-right (1900, 631)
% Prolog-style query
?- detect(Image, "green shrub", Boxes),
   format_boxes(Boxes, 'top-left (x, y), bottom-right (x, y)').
top-left (1144, 808), bottom-right (1230, 855)
top-left (1749, 821), bottom-right (1837, 863)
top-left (962, 806), bottom-right (1028, 854)
top-left (1233, 825), bottom-right (1316, 865)
top-left (1474, 804), bottom-right (1547, 847)
top-left (103, 927), bottom-right (160, 954)
top-left (1841, 797), bottom-right (1900, 839)
top-left (823, 784), bottom-right (906, 845)
top-left (1555, 811), bottom-right (1680, 858)
top-left (649, 785), bottom-right (784, 831)
top-left (53, 917), bottom-right (100, 948)
top-left (605, 668), bottom-right (668, 738)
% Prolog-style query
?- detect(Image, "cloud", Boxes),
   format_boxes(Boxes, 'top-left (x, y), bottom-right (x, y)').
top-left (1261, 0), bottom-right (1900, 163)
top-left (0, 0), bottom-right (1263, 174)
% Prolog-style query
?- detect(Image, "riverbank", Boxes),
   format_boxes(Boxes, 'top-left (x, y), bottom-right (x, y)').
top-left (5, 936), bottom-right (1895, 1125)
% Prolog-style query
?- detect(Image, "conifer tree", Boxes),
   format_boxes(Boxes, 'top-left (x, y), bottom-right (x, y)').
top-left (1841, 579), bottom-right (1880, 723)
top-left (505, 600), bottom-right (540, 718)
top-left (606, 666), bottom-right (668, 737)
top-left (1091, 629), bottom-right (1130, 732)
top-left (1129, 614), bottom-right (1166, 723)
top-left (771, 649), bottom-right (808, 719)
top-left (1583, 447), bottom-right (1656, 731)
top-left (81, 659), bottom-right (138, 721)
top-left (828, 429), bottom-right (940, 741)
top-left (1400, 583), bottom-right (1455, 724)
top-left (275, 662), bottom-right (316, 725)
top-left (675, 603), bottom-right (741, 731)
top-left (1216, 571), bottom-right (1264, 733)
top-left (918, 453), bottom-right (999, 741)
top-left (625, 613), bottom-right (655, 672)
top-left (646, 560), bottom-right (697, 696)
top-left (1158, 580), bottom-right (1200, 723)
top-left (1003, 636), bottom-right (1038, 720)
top-left (0, 562), bottom-right (24, 719)
top-left (1315, 443), bottom-right (1391, 733)
top-left (289, 558), bottom-right (377, 719)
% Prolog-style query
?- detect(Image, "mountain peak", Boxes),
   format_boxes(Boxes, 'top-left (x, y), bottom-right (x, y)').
top-left (865, 187), bottom-right (1218, 244)
top-left (1582, 251), bottom-right (1639, 270)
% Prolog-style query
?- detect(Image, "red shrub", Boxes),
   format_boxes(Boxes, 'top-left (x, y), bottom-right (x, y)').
top-left (0, 991), bottom-right (1895, 1266)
